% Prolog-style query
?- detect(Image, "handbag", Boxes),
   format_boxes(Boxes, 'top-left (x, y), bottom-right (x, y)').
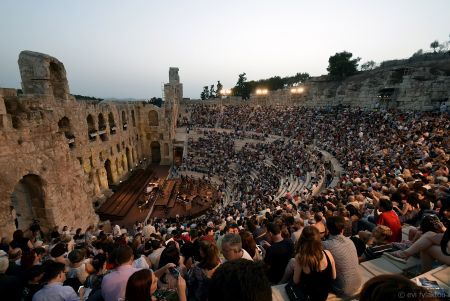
top-left (285, 280), bottom-right (310, 301)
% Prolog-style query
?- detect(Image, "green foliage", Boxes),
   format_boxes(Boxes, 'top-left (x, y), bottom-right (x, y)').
top-left (327, 51), bottom-right (360, 79)
top-left (360, 60), bottom-right (376, 71)
top-left (200, 86), bottom-right (209, 100)
top-left (209, 85), bottom-right (215, 98)
top-left (282, 73), bottom-right (310, 86)
top-left (148, 97), bottom-right (163, 107)
top-left (232, 72), bottom-right (310, 99)
top-left (411, 49), bottom-right (424, 57)
top-left (233, 73), bottom-right (251, 100)
top-left (430, 40), bottom-right (439, 52)
top-left (72, 94), bottom-right (104, 101)
top-left (216, 81), bottom-right (223, 97)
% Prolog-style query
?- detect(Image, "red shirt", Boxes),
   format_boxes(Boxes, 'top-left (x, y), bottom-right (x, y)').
top-left (377, 210), bottom-right (402, 242)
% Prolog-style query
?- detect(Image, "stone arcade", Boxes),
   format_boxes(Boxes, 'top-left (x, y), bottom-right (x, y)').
top-left (0, 51), bottom-right (181, 237)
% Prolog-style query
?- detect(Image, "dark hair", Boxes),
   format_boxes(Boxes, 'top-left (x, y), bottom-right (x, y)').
top-left (158, 243), bottom-right (180, 270)
top-left (92, 253), bottom-right (107, 271)
top-left (420, 215), bottom-right (441, 233)
top-left (267, 222), bottom-right (281, 235)
top-left (208, 259), bottom-right (271, 301)
top-left (406, 192), bottom-right (419, 207)
top-left (198, 240), bottom-right (220, 270)
top-left (35, 247), bottom-right (46, 256)
top-left (50, 242), bottom-right (68, 258)
top-left (113, 245), bottom-right (134, 265)
top-left (314, 213), bottom-right (323, 222)
top-left (190, 229), bottom-right (199, 239)
top-left (418, 199), bottom-right (431, 211)
top-left (12, 230), bottom-right (24, 241)
top-left (391, 192), bottom-right (402, 204)
top-left (41, 261), bottom-right (66, 283)
top-left (239, 231), bottom-right (257, 258)
top-left (68, 249), bottom-right (85, 264)
top-left (379, 199), bottom-right (393, 211)
top-left (359, 274), bottom-right (438, 301)
top-left (151, 239), bottom-right (161, 250)
top-left (229, 223), bottom-right (239, 231)
top-left (125, 269), bottom-right (153, 301)
top-left (20, 249), bottom-right (37, 270)
top-left (27, 264), bottom-right (45, 281)
top-left (326, 216), bottom-right (346, 235)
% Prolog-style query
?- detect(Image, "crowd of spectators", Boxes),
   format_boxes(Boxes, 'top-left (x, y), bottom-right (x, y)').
top-left (0, 103), bottom-right (449, 301)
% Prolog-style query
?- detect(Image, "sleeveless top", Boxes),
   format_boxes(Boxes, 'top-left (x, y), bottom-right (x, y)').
top-left (300, 251), bottom-right (333, 301)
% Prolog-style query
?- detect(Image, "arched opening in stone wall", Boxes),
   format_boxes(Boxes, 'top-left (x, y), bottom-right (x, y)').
top-left (104, 159), bottom-right (113, 188)
top-left (98, 113), bottom-right (108, 141)
top-left (174, 147), bottom-right (183, 166)
top-left (87, 114), bottom-right (97, 141)
top-left (164, 143), bottom-right (169, 156)
top-left (108, 112), bottom-right (116, 134)
top-left (49, 62), bottom-right (66, 99)
top-left (151, 142), bottom-right (161, 163)
top-left (148, 110), bottom-right (159, 126)
top-left (131, 110), bottom-right (136, 127)
top-left (122, 111), bottom-right (128, 130)
top-left (10, 174), bottom-right (48, 231)
top-left (126, 147), bottom-right (132, 170)
top-left (58, 117), bottom-right (75, 149)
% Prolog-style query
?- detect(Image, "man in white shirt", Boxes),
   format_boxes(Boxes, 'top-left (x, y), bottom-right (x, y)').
top-left (221, 233), bottom-right (253, 262)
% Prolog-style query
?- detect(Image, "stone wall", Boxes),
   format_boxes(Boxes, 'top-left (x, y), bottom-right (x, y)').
top-left (182, 55), bottom-right (450, 111)
top-left (0, 51), bottom-right (180, 238)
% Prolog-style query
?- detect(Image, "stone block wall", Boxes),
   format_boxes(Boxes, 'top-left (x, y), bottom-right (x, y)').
top-left (183, 56), bottom-right (450, 111)
top-left (0, 51), bottom-right (180, 238)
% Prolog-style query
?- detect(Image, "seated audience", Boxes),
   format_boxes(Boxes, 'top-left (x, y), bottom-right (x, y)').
top-left (32, 261), bottom-right (79, 301)
top-left (293, 226), bottom-right (336, 301)
top-left (323, 216), bottom-right (361, 296)
top-left (208, 259), bottom-right (271, 301)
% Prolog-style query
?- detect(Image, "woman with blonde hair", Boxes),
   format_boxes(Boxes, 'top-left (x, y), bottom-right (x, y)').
top-left (290, 226), bottom-right (336, 301)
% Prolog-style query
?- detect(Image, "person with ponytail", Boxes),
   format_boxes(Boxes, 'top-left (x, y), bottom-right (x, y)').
top-left (187, 239), bottom-right (221, 301)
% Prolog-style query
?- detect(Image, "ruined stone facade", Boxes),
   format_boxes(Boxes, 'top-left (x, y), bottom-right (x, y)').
top-left (185, 56), bottom-right (450, 111)
top-left (0, 51), bottom-right (181, 237)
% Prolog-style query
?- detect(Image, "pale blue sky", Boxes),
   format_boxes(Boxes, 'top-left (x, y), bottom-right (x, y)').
top-left (1, 0), bottom-right (449, 99)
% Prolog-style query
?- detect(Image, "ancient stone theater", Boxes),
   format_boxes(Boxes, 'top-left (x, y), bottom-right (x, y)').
top-left (0, 51), bottom-right (182, 237)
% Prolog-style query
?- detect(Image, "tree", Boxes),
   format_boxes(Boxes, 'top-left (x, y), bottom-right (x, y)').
top-left (200, 86), bottom-right (209, 100)
top-left (327, 51), bottom-right (360, 79)
top-left (360, 60), bottom-right (376, 71)
top-left (209, 85), bottom-right (215, 99)
top-left (411, 49), bottom-right (423, 57)
top-left (430, 40), bottom-right (439, 53)
top-left (216, 81), bottom-right (223, 97)
top-left (234, 73), bottom-right (251, 100)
